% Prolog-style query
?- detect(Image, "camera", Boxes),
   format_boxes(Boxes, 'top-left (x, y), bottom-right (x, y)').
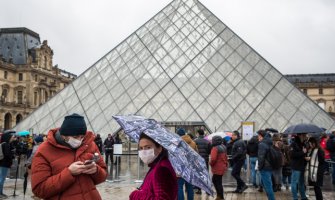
top-left (12, 140), bottom-right (29, 156)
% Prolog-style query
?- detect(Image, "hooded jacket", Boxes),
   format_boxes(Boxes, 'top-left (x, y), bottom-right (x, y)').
top-left (181, 135), bottom-right (198, 152)
top-left (31, 128), bottom-right (107, 200)
top-left (247, 136), bottom-right (259, 157)
top-left (0, 133), bottom-right (14, 168)
top-left (258, 136), bottom-right (273, 170)
top-left (210, 136), bottom-right (228, 175)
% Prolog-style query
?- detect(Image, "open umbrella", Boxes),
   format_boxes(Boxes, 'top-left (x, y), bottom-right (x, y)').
top-left (284, 123), bottom-right (323, 134)
top-left (207, 131), bottom-right (232, 141)
top-left (17, 130), bottom-right (30, 136)
top-left (113, 115), bottom-right (214, 196)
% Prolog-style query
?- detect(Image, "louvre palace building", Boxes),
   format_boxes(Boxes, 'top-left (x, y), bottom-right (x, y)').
top-left (0, 28), bottom-right (76, 131)
top-left (12, 0), bottom-right (335, 137)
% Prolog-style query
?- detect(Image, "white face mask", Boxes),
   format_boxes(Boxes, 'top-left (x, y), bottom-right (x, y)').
top-left (138, 148), bottom-right (156, 164)
top-left (66, 137), bottom-right (83, 148)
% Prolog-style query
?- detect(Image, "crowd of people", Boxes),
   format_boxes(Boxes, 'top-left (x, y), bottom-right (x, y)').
top-left (1, 113), bottom-right (335, 200)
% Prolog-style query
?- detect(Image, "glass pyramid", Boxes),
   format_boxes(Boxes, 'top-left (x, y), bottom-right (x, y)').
top-left (14, 0), bottom-right (335, 135)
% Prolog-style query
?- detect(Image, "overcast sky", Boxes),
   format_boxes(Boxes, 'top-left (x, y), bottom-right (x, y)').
top-left (1, 0), bottom-right (335, 76)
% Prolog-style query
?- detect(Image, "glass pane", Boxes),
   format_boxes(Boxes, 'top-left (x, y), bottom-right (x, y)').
top-left (207, 90), bottom-right (223, 108)
top-left (236, 100), bottom-right (253, 118)
top-left (245, 70), bottom-right (262, 87)
top-left (276, 78), bottom-right (294, 97)
top-left (265, 69), bottom-right (281, 86)
top-left (256, 100), bottom-right (275, 120)
top-left (236, 43), bottom-right (251, 58)
top-left (287, 88), bottom-right (305, 107)
top-left (299, 100), bottom-right (320, 120)
top-left (236, 79), bottom-right (252, 97)
top-left (197, 101), bottom-right (214, 119)
top-left (246, 89), bottom-right (263, 109)
top-left (227, 52), bottom-right (242, 68)
top-left (245, 51), bottom-right (260, 67)
top-left (255, 60), bottom-right (271, 76)
top-left (226, 70), bottom-right (243, 87)
top-left (236, 61), bottom-right (252, 77)
top-left (266, 89), bottom-right (284, 109)
top-left (277, 100), bottom-right (297, 120)
top-left (255, 79), bottom-right (272, 97)
top-left (81, 93), bottom-right (97, 111)
top-left (226, 90), bottom-right (243, 108)
top-left (188, 90), bottom-right (205, 109)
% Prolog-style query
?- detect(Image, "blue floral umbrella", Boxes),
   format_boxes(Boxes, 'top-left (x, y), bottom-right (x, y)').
top-left (113, 115), bottom-right (214, 196)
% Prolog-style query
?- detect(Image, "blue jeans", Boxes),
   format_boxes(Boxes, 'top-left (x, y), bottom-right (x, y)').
top-left (249, 157), bottom-right (257, 186)
top-left (0, 167), bottom-right (9, 194)
top-left (291, 170), bottom-right (307, 200)
top-left (260, 170), bottom-right (275, 200)
top-left (178, 177), bottom-right (194, 200)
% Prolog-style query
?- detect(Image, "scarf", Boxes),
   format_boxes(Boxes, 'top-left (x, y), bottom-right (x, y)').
top-left (304, 148), bottom-right (319, 184)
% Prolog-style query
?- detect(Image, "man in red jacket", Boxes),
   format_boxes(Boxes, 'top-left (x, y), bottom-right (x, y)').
top-left (31, 113), bottom-right (107, 200)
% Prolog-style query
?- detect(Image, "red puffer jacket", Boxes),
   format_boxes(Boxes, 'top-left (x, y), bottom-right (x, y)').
top-left (31, 128), bottom-right (107, 200)
top-left (210, 145), bottom-right (228, 175)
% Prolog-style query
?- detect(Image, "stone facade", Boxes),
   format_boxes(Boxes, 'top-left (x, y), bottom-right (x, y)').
top-left (0, 28), bottom-right (76, 131)
top-left (285, 74), bottom-right (335, 119)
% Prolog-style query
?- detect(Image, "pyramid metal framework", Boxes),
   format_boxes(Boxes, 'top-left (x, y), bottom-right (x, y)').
top-left (14, 0), bottom-right (335, 136)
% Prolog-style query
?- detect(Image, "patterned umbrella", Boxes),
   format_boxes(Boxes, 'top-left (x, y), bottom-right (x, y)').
top-left (113, 115), bottom-right (213, 196)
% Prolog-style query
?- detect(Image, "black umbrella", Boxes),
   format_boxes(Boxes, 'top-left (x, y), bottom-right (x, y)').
top-left (23, 170), bottom-right (28, 196)
top-left (284, 123), bottom-right (323, 134)
top-left (265, 128), bottom-right (278, 133)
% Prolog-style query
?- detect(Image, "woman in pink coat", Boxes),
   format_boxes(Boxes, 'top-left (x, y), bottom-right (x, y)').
top-left (130, 133), bottom-right (177, 200)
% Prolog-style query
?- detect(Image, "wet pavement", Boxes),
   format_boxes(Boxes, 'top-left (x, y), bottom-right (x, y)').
top-left (3, 154), bottom-right (335, 199)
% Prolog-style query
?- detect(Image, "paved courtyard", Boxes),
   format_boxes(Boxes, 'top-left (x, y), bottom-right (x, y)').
top-left (3, 154), bottom-right (335, 199)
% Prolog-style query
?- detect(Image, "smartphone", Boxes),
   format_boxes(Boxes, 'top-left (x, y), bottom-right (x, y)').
top-left (84, 160), bottom-right (94, 165)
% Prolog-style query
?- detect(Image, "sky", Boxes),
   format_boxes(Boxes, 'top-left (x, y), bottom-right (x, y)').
top-left (1, 0), bottom-right (335, 76)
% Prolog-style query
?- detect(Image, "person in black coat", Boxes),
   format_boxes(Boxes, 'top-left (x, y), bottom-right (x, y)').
top-left (230, 130), bottom-right (248, 193)
top-left (103, 134), bottom-right (114, 166)
top-left (194, 129), bottom-right (211, 194)
top-left (290, 134), bottom-right (308, 200)
top-left (247, 135), bottom-right (259, 187)
top-left (94, 134), bottom-right (103, 155)
top-left (0, 130), bottom-right (16, 197)
top-left (305, 137), bottom-right (325, 200)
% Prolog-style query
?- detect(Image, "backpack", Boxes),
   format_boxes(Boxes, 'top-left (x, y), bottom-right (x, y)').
top-left (0, 143), bottom-right (4, 160)
top-left (267, 146), bottom-right (283, 169)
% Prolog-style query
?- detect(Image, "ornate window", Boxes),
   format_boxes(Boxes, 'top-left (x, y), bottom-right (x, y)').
top-left (4, 71), bottom-right (8, 79)
top-left (19, 73), bottom-right (23, 81)
top-left (17, 91), bottom-right (23, 104)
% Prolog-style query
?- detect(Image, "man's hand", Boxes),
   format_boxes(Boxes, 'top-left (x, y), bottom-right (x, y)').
top-left (82, 162), bottom-right (97, 174)
top-left (68, 161), bottom-right (86, 175)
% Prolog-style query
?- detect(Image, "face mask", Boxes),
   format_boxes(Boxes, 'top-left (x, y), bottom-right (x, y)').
top-left (138, 148), bottom-right (156, 164)
top-left (66, 137), bottom-right (83, 148)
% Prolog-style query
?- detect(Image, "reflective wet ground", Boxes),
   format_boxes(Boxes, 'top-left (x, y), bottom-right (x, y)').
top-left (3, 154), bottom-right (335, 199)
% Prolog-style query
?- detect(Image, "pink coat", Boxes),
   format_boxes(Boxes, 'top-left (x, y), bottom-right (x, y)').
top-left (130, 153), bottom-right (177, 200)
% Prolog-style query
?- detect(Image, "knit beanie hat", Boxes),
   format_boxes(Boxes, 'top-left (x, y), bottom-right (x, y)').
top-left (177, 128), bottom-right (186, 136)
top-left (59, 113), bottom-right (87, 136)
top-left (34, 136), bottom-right (44, 143)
